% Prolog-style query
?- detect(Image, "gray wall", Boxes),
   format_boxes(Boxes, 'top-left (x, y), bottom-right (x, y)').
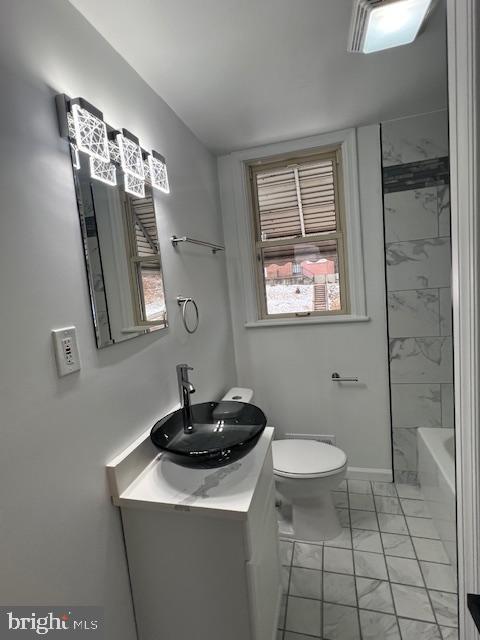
top-left (220, 125), bottom-right (393, 475)
top-left (381, 110), bottom-right (453, 483)
top-left (0, 1), bottom-right (235, 637)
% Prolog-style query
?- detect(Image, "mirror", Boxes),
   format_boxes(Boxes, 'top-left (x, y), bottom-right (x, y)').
top-left (71, 147), bottom-right (167, 348)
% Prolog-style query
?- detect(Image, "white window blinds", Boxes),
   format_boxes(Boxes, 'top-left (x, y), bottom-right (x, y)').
top-left (131, 195), bottom-right (159, 257)
top-left (255, 157), bottom-right (337, 240)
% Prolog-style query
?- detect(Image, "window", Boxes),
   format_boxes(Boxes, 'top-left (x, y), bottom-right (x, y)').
top-left (248, 147), bottom-right (349, 319)
top-left (123, 192), bottom-right (167, 327)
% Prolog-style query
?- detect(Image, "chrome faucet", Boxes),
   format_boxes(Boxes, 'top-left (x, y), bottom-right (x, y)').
top-left (176, 364), bottom-right (195, 433)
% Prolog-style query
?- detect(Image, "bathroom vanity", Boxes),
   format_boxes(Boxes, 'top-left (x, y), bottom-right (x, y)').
top-left (107, 421), bottom-right (281, 640)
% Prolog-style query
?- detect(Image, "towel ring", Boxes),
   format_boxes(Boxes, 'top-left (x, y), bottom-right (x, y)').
top-left (177, 296), bottom-right (199, 334)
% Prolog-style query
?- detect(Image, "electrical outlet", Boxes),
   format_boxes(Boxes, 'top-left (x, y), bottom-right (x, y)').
top-left (52, 327), bottom-right (80, 376)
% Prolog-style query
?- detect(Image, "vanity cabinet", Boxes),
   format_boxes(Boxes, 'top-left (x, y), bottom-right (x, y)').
top-left (108, 427), bottom-right (281, 640)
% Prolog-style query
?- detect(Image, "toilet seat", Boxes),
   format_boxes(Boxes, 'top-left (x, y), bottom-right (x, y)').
top-left (272, 439), bottom-right (347, 479)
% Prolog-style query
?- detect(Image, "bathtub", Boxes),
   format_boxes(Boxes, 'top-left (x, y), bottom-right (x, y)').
top-left (418, 427), bottom-right (456, 565)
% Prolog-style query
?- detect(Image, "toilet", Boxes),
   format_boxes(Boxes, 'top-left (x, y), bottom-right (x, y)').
top-left (272, 439), bottom-right (348, 542)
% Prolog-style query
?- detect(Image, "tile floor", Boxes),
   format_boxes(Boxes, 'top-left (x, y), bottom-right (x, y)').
top-left (277, 480), bottom-right (458, 640)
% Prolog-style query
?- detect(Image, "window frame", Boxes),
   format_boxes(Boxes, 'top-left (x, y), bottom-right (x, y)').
top-left (218, 127), bottom-right (368, 328)
top-left (122, 193), bottom-right (167, 329)
top-left (248, 146), bottom-right (350, 320)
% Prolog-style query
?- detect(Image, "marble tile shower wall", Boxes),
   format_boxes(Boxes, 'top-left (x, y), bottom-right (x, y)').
top-left (381, 111), bottom-right (454, 484)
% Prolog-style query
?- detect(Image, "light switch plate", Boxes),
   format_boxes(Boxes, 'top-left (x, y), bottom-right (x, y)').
top-left (52, 326), bottom-right (81, 376)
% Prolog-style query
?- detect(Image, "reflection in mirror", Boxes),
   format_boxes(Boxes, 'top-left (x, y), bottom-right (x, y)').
top-left (71, 147), bottom-right (167, 348)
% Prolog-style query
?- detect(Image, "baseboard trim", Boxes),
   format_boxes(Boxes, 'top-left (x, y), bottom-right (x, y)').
top-left (347, 467), bottom-right (393, 482)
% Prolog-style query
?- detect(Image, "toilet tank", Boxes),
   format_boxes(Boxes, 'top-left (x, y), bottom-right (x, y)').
top-left (221, 387), bottom-right (254, 403)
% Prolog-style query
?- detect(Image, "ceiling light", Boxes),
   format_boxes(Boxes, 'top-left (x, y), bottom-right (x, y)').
top-left (348, 0), bottom-right (433, 54)
top-left (71, 99), bottom-right (110, 162)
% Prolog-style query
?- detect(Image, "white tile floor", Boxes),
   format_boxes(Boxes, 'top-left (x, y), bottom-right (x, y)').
top-left (277, 480), bottom-right (458, 640)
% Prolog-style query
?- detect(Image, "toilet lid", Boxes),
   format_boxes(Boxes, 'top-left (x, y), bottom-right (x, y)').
top-left (272, 439), bottom-right (347, 478)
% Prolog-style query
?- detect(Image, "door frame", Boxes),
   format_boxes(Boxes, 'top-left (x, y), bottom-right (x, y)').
top-left (447, 0), bottom-right (480, 637)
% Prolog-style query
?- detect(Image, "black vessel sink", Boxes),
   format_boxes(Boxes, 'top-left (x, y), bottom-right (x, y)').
top-left (150, 401), bottom-right (267, 468)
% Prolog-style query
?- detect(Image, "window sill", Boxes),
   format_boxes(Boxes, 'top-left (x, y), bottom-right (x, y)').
top-left (244, 315), bottom-right (370, 329)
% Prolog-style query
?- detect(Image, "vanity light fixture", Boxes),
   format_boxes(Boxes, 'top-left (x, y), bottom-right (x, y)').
top-left (89, 156), bottom-right (117, 187)
top-left (348, 0), bottom-right (433, 53)
top-left (56, 94), bottom-right (170, 198)
top-left (108, 139), bottom-right (122, 165)
top-left (70, 98), bottom-right (110, 162)
top-left (124, 173), bottom-right (145, 199)
top-left (117, 129), bottom-right (145, 180)
top-left (70, 142), bottom-right (81, 170)
top-left (148, 151), bottom-right (170, 194)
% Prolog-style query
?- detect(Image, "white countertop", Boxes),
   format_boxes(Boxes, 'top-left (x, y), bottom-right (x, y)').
top-left (107, 424), bottom-right (274, 520)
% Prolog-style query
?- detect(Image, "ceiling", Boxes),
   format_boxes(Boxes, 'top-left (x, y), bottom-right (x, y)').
top-left (69, 0), bottom-right (447, 155)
